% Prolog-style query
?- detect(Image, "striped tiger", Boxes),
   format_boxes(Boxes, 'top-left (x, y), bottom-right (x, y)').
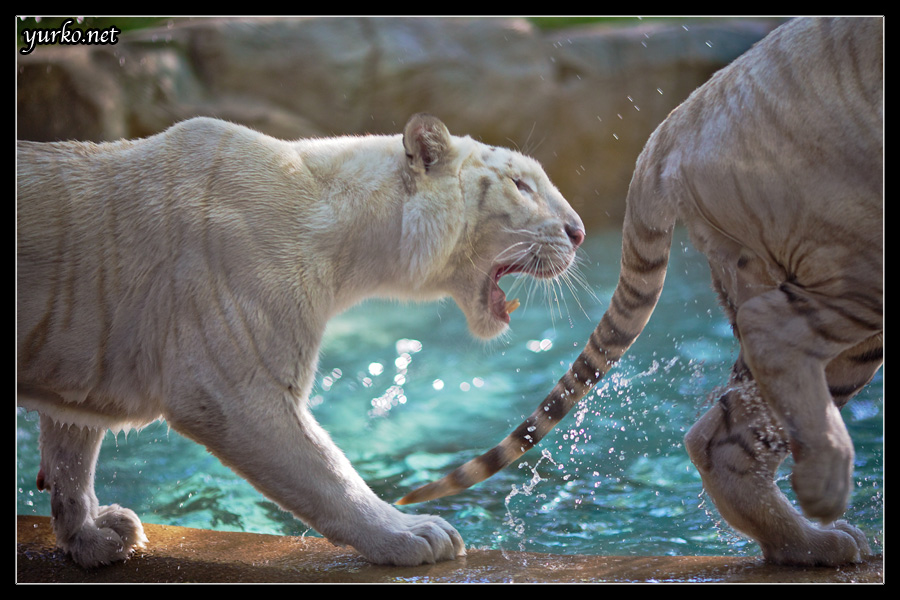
top-left (398, 17), bottom-right (883, 567)
top-left (17, 113), bottom-right (585, 568)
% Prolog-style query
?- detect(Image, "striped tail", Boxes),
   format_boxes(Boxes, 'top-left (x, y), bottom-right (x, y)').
top-left (397, 195), bottom-right (676, 505)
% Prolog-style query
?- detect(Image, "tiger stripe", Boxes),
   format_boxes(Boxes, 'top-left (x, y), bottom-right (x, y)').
top-left (397, 188), bottom-right (676, 505)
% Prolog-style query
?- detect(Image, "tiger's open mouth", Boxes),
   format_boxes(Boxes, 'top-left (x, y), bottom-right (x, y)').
top-left (489, 265), bottom-right (522, 324)
top-left (488, 261), bottom-right (565, 323)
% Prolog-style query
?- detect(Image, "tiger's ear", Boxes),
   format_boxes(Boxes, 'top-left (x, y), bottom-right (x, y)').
top-left (403, 113), bottom-right (452, 175)
top-left (400, 114), bottom-right (464, 282)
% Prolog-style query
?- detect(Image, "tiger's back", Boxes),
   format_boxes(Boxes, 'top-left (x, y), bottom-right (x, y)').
top-left (17, 121), bottom-right (309, 429)
top-left (638, 15), bottom-right (882, 333)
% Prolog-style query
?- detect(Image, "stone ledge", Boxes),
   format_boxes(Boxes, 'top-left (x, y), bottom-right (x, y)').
top-left (16, 515), bottom-right (883, 584)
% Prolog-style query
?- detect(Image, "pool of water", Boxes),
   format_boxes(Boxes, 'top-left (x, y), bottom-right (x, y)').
top-left (17, 228), bottom-right (883, 559)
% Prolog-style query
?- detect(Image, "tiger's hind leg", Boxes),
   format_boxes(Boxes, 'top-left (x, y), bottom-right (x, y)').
top-left (684, 273), bottom-right (882, 568)
top-left (685, 360), bottom-right (871, 566)
top-left (37, 414), bottom-right (147, 567)
top-left (735, 283), bottom-right (881, 524)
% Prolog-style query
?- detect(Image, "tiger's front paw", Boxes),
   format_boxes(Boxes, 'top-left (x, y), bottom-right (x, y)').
top-left (60, 504), bottom-right (148, 568)
top-left (353, 510), bottom-right (465, 566)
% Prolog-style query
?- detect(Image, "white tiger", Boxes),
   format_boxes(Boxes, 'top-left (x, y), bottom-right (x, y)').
top-left (400, 17), bottom-right (883, 567)
top-left (16, 113), bottom-right (585, 567)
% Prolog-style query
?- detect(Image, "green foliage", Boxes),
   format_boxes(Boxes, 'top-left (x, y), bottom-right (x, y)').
top-left (527, 16), bottom-right (635, 29)
top-left (526, 16), bottom-right (697, 30)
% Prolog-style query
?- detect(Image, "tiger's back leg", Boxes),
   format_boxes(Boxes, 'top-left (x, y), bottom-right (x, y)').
top-left (36, 414), bottom-right (148, 567)
top-left (737, 284), bottom-right (881, 523)
top-left (685, 325), bottom-right (881, 566)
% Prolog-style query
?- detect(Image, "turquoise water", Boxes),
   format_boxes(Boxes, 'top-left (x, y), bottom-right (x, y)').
top-left (16, 229), bottom-right (883, 558)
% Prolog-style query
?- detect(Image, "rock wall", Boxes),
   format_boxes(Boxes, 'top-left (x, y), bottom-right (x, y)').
top-left (16, 17), bottom-right (784, 228)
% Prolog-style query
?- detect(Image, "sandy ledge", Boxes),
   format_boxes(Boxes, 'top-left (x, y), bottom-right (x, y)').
top-left (16, 515), bottom-right (883, 584)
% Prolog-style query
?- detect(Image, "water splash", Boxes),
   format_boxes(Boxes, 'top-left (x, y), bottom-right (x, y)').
top-left (499, 448), bottom-right (558, 551)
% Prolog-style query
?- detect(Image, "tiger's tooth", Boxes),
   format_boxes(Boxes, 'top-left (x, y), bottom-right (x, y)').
top-left (505, 299), bottom-right (520, 314)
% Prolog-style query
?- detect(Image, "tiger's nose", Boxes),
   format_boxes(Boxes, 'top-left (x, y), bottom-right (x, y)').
top-left (566, 223), bottom-right (585, 249)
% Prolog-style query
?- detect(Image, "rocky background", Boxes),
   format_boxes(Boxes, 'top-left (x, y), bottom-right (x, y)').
top-left (16, 17), bottom-right (785, 229)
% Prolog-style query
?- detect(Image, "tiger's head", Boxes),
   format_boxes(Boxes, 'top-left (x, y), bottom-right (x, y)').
top-left (400, 114), bottom-right (585, 340)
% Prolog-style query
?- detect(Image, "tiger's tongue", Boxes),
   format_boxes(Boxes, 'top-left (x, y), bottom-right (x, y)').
top-left (490, 282), bottom-right (520, 323)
